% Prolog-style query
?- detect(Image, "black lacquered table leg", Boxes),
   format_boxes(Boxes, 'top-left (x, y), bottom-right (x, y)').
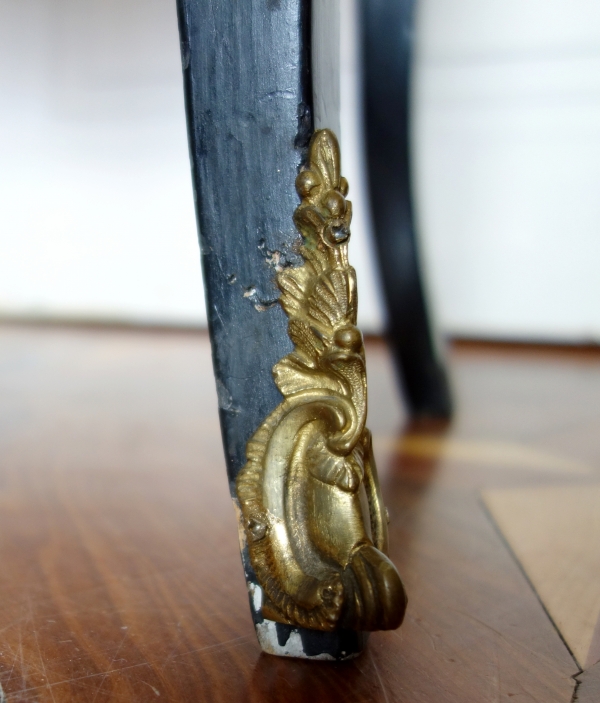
top-left (177, 0), bottom-right (406, 660)
top-left (361, 0), bottom-right (452, 418)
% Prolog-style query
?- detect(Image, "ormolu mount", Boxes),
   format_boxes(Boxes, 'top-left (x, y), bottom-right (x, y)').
top-left (236, 130), bottom-right (407, 634)
top-left (177, 0), bottom-right (408, 658)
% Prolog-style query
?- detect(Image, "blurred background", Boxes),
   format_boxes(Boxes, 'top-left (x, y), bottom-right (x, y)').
top-left (0, 0), bottom-right (599, 342)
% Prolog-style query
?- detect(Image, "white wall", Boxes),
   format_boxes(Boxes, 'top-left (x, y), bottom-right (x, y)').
top-left (0, 0), bottom-right (599, 342)
top-left (340, 0), bottom-right (387, 332)
top-left (413, 0), bottom-right (600, 342)
top-left (0, 0), bottom-right (205, 325)
top-left (0, 0), bottom-right (382, 331)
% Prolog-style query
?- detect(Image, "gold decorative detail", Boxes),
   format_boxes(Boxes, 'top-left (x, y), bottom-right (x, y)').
top-left (236, 130), bottom-right (407, 632)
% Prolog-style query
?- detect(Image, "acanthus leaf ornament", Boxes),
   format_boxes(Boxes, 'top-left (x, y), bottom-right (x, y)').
top-left (236, 129), bottom-right (407, 632)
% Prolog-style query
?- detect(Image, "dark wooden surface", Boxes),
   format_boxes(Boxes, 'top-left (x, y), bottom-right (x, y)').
top-left (576, 662), bottom-right (600, 703)
top-left (2, 323), bottom-right (598, 701)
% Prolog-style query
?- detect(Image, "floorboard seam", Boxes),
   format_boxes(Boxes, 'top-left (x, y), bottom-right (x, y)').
top-left (479, 495), bottom-right (582, 680)
top-left (571, 676), bottom-right (582, 702)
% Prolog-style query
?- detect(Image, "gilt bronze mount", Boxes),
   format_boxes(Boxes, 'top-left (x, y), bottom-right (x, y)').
top-left (236, 129), bottom-right (407, 636)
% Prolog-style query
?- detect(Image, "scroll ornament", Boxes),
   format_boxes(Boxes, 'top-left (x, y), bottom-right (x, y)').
top-left (236, 129), bottom-right (407, 632)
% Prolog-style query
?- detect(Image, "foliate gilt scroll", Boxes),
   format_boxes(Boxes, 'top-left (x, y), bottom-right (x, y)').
top-left (236, 130), bottom-right (407, 632)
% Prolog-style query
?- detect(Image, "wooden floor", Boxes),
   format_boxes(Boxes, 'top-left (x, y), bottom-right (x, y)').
top-left (0, 324), bottom-right (598, 702)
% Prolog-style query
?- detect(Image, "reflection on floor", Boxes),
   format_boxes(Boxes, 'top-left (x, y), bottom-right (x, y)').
top-left (392, 435), bottom-right (593, 475)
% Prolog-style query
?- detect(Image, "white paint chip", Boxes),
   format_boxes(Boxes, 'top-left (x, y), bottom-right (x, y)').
top-left (256, 620), bottom-right (336, 660)
top-left (249, 583), bottom-right (263, 614)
